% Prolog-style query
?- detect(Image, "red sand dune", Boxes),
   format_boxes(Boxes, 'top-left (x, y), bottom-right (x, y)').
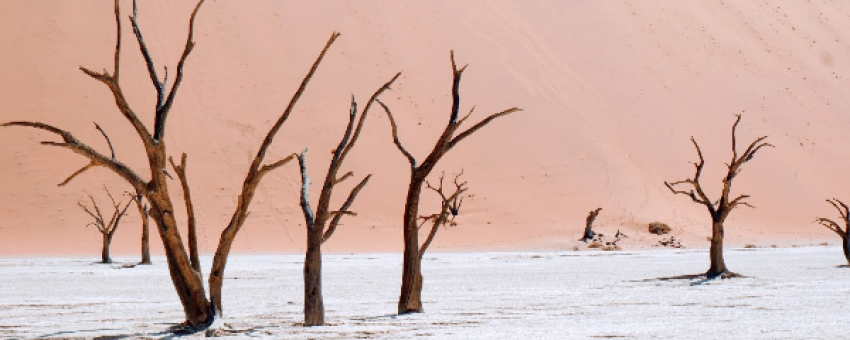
top-left (2, 1), bottom-right (849, 256)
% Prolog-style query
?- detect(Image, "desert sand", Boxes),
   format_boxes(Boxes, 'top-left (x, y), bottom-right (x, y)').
top-left (1, 247), bottom-right (848, 338)
top-left (2, 1), bottom-right (850, 257)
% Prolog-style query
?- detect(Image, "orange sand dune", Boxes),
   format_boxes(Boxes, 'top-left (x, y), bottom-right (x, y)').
top-left (2, 1), bottom-right (849, 256)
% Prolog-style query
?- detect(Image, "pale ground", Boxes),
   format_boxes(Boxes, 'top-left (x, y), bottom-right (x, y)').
top-left (1, 246), bottom-right (848, 339)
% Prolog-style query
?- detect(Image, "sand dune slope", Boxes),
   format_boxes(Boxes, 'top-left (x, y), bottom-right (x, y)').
top-left (2, 1), bottom-right (850, 255)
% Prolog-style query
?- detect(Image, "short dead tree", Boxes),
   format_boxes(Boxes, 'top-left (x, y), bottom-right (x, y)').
top-left (417, 171), bottom-right (469, 256)
top-left (78, 188), bottom-right (132, 264)
top-left (815, 199), bottom-right (850, 265)
top-left (294, 78), bottom-right (399, 327)
top-left (4, 0), bottom-right (345, 329)
top-left (580, 208), bottom-right (602, 242)
top-left (377, 52), bottom-right (520, 314)
top-left (129, 190), bottom-right (152, 265)
top-left (665, 114), bottom-right (772, 278)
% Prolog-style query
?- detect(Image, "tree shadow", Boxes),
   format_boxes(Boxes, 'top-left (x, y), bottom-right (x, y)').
top-left (352, 313), bottom-right (400, 321)
top-left (639, 271), bottom-right (747, 286)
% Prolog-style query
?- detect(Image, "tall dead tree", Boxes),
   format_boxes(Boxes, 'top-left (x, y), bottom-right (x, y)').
top-left (130, 190), bottom-right (152, 265)
top-left (580, 208), bottom-right (602, 242)
top-left (79, 188), bottom-right (133, 264)
top-left (815, 199), bottom-right (850, 265)
top-left (665, 114), bottom-right (772, 278)
top-left (295, 76), bottom-right (399, 327)
top-left (4, 0), bottom-right (342, 328)
top-left (377, 51), bottom-right (520, 314)
top-left (417, 171), bottom-right (468, 256)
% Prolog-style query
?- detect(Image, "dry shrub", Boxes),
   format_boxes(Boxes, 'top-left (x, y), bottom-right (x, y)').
top-left (602, 245), bottom-right (622, 251)
top-left (744, 244), bottom-right (757, 249)
top-left (648, 222), bottom-right (671, 235)
top-left (820, 242), bottom-right (830, 246)
top-left (588, 241), bottom-right (603, 248)
top-left (571, 245), bottom-right (580, 251)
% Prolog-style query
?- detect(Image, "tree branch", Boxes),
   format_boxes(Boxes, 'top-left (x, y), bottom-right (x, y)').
top-left (78, 1), bottom-right (154, 148)
top-left (322, 174), bottom-right (371, 243)
top-left (59, 162), bottom-right (96, 187)
top-left (94, 123), bottom-right (116, 160)
top-left (169, 153), bottom-right (201, 274)
top-left (3, 121), bottom-right (147, 190)
top-left (447, 108), bottom-right (522, 150)
top-left (333, 171), bottom-right (354, 185)
top-left (338, 72), bottom-right (402, 163)
top-left (816, 218), bottom-right (846, 238)
top-left (155, 0), bottom-right (207, 142)
top-left (296, 149), bottom-right (315, 228)
top-left (129, 0), bottom-right (165, 110)
top-left (108, 199), bottom-right (133, 238)
top-left (258, 154), bottom-right (296, 177)
top-left (376, 99), bottom-right (416, 168)
top-left (248, 32), bottom-right (340, 176)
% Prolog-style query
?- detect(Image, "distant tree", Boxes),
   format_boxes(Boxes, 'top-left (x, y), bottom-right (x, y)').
top-left (129, 190), bottom-right (152, 265)
top-left (580, 208), bottom-right (602, 242)
top-left (294, 76), bottom-right (399, 327)
top-left (815, 199), bottom-right (850, 265)
top-left (377, 51), bottom-right (520, 314)
top-left (665, 114), bottom-right (772, 278)
top-left (78, 187), bottom-right (132, 264)
top-left (4, 0), bottom-right (342, 329)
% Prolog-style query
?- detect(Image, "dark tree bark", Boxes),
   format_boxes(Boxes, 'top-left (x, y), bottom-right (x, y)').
top-left (377, 51), bottom-right (520, 314)
top-left (79, 188), bottom-right (133, 264)
top-left (130, 190), bottom-right (152, 265)
top-left (295, 75), bottom-right (400, 326)
top-left (665, 114), bottom-right (772, 278)
top-left (580, 208), bottom-right (602, 242)
top-left (815, 199), bottom-right (850, 265)
top-left (4, 0), bottom-right (341, 329)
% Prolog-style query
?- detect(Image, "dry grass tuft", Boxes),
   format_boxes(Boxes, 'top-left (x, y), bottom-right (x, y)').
top-left (588, 241), bottom-right (604, 248)
top-left (648, 222), bottom-right (671, 235)
top-left (744, 244), bottom-right (757, 249)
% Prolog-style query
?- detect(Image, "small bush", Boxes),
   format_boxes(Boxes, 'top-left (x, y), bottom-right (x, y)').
top-left (744, 244), bottom-right (757, 249)
top-left (588, 241), bottom-right (604, 248)
top-left (602, 245), bottom-right (622, 251)
top-left (648, 222), bottom-right (671, 235)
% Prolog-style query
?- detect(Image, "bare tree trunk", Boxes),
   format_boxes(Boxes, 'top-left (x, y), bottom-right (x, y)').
top-left (147, 169), bottom-right (212, 327)
top-left (581, 208), bottom-right (601, 242)
top-left (707, 220), bottom-right (727, 277)
top-left (102, 233), bottom-right (113, 264)
top-left (132, 192), bottom-right (152, 265)
top-left (399, 177), bottom-right (425, 314)
top-left (303, 224), bottom-right (324, 326)
top-left (140, 213), bottom-right (151, 265)
top-left (843, 234), bottom-right (850, 266)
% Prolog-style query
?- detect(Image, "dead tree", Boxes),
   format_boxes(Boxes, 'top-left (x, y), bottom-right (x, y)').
top-left (130, 190), bottom-right (152, 265)
top-left (295, 76), bottom-right (399, 326)
top-left (580, 208), bottom-right (602, 242)
top-left (4, 0), bottom-right (341, 328)
top-left (79, 188), bottom-right (133, 264)
top-left (815, 199), bottom-right (850, 265)
top-left (417, 171), bottom-right (468, 256)
top-left (665, 114), bottom-right (772, 278)
top-left (377, 51), bottom-right (520, 314)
